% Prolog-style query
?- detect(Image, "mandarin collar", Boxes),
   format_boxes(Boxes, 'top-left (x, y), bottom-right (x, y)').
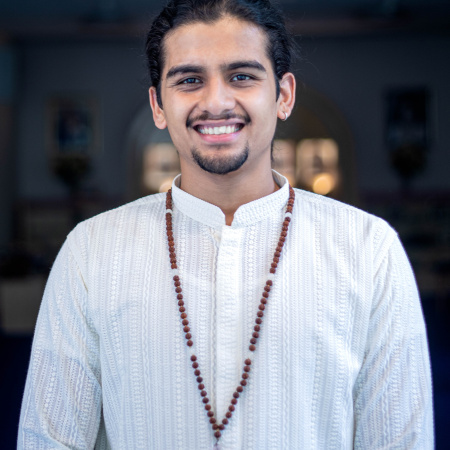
top-left (170, 171), bottom-right (290, 229)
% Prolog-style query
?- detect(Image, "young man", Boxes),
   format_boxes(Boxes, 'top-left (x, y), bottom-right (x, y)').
top-left (19, 0), bottom-right (433, 448)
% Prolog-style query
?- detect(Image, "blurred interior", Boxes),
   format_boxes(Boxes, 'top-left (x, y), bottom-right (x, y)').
top-left (0, 0), bottom-right (449, 445)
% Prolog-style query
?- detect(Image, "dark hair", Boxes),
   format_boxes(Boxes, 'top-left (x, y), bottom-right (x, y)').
top-left (145, 0), bottom-right (294, 107)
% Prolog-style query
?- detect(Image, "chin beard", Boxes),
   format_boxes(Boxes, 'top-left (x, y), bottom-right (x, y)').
top-left (191, 144), bottom-right (249, 175)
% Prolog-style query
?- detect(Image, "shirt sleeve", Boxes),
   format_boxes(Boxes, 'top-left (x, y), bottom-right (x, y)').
top-left (18, 233), bottom-right (102, 449)
top-left (353, 231), bottom-right (434, 449)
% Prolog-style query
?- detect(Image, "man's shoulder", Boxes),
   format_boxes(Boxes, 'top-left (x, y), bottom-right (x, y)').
top-left (294, 188), bottom-right (366, 217)
top-left (67, 192), bottom-right (166, 244)
top-left (292, 188), bottom-right (397, 249)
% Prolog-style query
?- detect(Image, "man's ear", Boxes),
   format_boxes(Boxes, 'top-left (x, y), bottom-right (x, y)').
top-left (149, 86), bottom-right (167, 129)
top-left (277, 72), bottom-right (296, 121)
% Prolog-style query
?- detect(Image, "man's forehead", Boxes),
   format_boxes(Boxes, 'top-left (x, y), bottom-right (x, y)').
top-left (161, 17), bottom-right (271, 75)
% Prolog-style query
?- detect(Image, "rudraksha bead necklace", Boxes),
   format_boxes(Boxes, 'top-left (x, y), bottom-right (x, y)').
top-left (165, 185), bottom-right (295, 446)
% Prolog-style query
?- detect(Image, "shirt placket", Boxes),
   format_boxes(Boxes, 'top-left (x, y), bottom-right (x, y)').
top-left (214, 225), bottom-right (244, 423)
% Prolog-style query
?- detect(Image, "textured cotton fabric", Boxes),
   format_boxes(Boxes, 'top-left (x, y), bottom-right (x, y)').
top-left (19, 172), bottom-right (433, 449)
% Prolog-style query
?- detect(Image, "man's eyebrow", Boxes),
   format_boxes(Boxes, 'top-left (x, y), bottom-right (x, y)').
top-left (166, 64), bottom-right (204, 80)
top-left (223, 60), bottom-right (267, 73)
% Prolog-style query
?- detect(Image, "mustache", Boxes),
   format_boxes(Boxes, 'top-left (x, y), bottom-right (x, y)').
top-left (186, 112), bottom-right (251, 128)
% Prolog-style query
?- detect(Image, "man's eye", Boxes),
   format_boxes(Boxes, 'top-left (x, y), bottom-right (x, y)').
top-left (181, 78), bottom-right (200, 84)
top-left (231, 74), bottom-right (252, 82)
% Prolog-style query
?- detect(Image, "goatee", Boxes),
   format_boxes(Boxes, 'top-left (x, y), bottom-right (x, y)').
top-left (191, 144), bottom-right (249, 175)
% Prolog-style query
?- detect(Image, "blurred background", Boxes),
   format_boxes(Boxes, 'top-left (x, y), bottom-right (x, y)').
top-left (0, 0), bottom-right (449, 447)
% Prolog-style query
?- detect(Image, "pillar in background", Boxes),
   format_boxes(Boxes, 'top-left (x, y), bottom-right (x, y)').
top-left (0, 40), bottom-right (17, 247)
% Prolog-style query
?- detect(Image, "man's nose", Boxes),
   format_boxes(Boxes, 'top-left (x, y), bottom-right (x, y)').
top-left (198, 78), bottom-right (235, 115)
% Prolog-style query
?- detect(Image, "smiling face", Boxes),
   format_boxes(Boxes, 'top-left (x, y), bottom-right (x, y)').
top-left (149, 16), bottom-right (295, 185)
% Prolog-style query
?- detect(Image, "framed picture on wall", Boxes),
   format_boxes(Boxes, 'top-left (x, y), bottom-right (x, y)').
top-left (385, 88), bottom-right (429, 182)
top-left (46, 95), bottom-right (101, 156)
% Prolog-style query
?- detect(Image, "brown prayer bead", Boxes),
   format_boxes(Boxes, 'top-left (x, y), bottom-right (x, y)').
top-left (250, 338), bottom-right (257, 344)
top-left (194, 369), bottom-right (201, 376)
top-left (205, 404), bottom-right (211, 410)
top-left (233, 392), bottom-right (239, 398)
top-left (202, 398), bottom-right (209, 404)
top-left (229, 405), bottom-right (235, 411)
top-left (183, 325), bottom-right (189, 332)
top-left (237, 386), bottom-right (243, 393)
top-left (244, 365), bottom-right (251, 372)
top-left (222, 418), bottom-right (229, 424)
top-left (209, 417), bottom-right (216, 424)
top-left (261, 298), bottom-right (267, 304)
top-left (192, 361), bottom-right (198, 368)
top-left (197, 376), bottom-right (203, 383)
top-left (185, 333), bottom-right (192, 339)
top-left (249, 344), bottom-right (256, 351)
top-left (226, 412), bottom-right (232, 418)
top-left (242, 373), bottom-right (249, 379)
top-left (207, 410), bottom-right (214, 417)
top-left (240, 380), bottom-right (247, 386)
top-left (245, 359), bottom-right (251, 365)
top-left (254, 325), bottom-right (261, 331)
top-left (177, 294), bottom-right (183, 300)
top-left (214, 431), bottom-right (222, 439)
top-left (231, 398), bottom-right (237, 405)
top-left (174, 280), bottom-right (180, 286)
top-left (259, 303), bottom-right (266, 310)
top-left (219, 424), bottom-right (225, 430)
top-left (269, 268), bottom-right (276, 274)
top-left (256, 318), bottom-right (262, 324)
top-left (264, 285), bottom-right (271, 291)
top-left (182, 318), bottom-right (188, 324)
top-left (175, 287), bottom-right (182, 293)
top-left (252, 332), bottom-right (259, 338)
top-left (201, 390), bottom-right (207, 397)
top-left (262, 291), bottom-right (269, 298)
top-left (257, 311), bottom-right (264, 318)
top-left (198, 383), bottom-right (204, 390)
top-left (187, 340), bottom-right (193, 347)
top-left (212, 424), bottom-right (219, 430)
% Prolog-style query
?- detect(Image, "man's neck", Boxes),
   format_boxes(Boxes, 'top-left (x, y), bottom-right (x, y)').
top-left (179, 165), bottom-right (279, 226)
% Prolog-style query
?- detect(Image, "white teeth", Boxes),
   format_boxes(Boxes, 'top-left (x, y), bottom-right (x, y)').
top-left (198, 125), bottom-right (240, 135)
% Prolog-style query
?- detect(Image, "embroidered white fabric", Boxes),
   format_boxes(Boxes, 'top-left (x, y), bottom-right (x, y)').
top-left (18, 172), bottom-right (433, 449)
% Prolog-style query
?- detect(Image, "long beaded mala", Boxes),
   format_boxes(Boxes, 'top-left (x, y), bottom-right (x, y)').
top-left (165, 185), bottom-right (295, 446)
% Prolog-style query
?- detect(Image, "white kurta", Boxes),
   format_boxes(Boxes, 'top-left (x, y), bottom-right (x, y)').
top-left (18, 172), bottom-right (433, 449)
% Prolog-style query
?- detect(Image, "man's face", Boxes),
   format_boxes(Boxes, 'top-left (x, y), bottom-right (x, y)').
top-left (149, 17), bottom-right (293, 178)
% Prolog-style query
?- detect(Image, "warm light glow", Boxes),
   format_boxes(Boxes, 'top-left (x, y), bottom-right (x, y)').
top-left (272, 139), bottom-right (296, 186)
top-left (295, 138), bottom-right (340, 194)
top-left (142, 143), bottom-right (180, 192)
top-left (159, 177), bottom-right (174, 193)
top-left (312, 173), bottom-right (336, 195)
